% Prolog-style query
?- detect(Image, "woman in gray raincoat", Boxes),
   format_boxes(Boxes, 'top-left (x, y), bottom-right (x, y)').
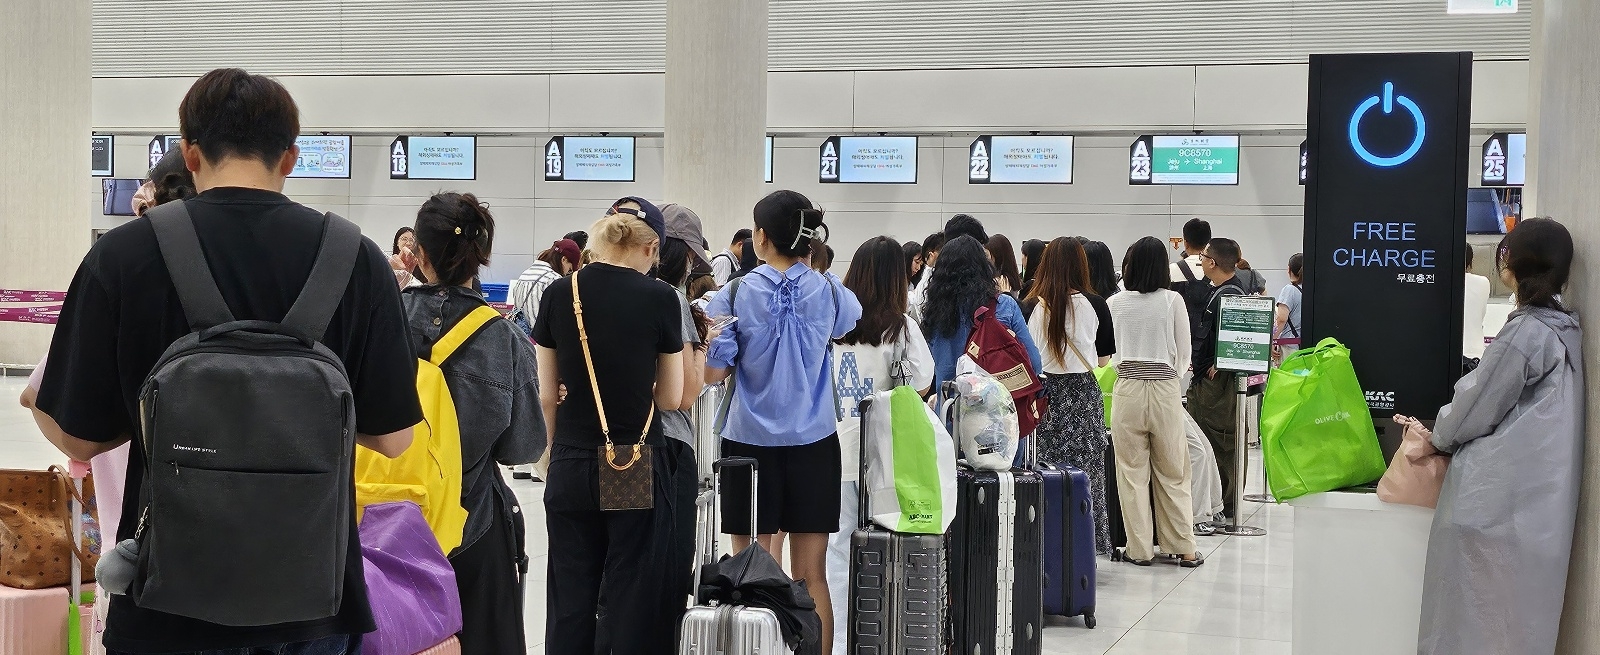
top-left (1419, 218), bottom-right (1583, 655)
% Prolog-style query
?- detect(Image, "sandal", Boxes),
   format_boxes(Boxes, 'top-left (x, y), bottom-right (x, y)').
top-left (1178, 554), bottom-right (1206, 568)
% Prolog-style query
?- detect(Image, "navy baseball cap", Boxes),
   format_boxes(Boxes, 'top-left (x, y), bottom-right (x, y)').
top-left (608, 196), bottom-right (667, 245)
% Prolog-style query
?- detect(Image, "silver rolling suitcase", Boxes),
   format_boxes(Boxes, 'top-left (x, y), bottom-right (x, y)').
top-left (680, 457), bottom-right (793, 655)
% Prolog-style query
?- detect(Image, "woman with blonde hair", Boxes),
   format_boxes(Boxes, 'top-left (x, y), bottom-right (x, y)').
top-left (533, 197), bottom-right (687, 654)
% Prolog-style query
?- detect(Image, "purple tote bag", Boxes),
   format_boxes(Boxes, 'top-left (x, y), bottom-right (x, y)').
top-left (360, 501), bottom-right (464, 655)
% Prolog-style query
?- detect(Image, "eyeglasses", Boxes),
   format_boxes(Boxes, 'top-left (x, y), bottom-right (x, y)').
top-left (1198, 253), bottom-right (1216, 264)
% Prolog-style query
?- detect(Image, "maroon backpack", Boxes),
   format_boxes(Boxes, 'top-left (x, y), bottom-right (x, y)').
top-left (965, 300), bottom-right (1046, 437)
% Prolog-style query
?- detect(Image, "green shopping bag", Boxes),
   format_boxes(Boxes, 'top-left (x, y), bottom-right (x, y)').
top-left (1260, 337), bottom-right (1386, 502)
top-left (863, 387), bottom-right (958, 534)
top-left (1094, 365), bottom-right (1118, 426)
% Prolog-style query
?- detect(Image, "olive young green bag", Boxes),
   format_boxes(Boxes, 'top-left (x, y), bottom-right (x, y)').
top-left (1259, 338), bottom-right (1386, 502)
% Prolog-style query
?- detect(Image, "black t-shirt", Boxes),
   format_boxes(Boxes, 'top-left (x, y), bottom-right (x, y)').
top-left (1084, 292), bottom-right (1116, 358)
top-left (1192, 275), bottom-right (1244, 374)
top-left (532, 263), bottom-right (683, 449)
top-left (36, 187), bottom-right (423, 653)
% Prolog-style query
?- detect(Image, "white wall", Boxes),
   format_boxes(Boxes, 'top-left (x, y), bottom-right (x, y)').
top-left (90, 0), bottom-right (1531, 75)
top-left (88, 61), bottom-right (1530, 289)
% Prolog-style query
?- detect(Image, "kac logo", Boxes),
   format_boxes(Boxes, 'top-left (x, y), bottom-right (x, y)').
top-left (1365, 390), bottom-right (1396, 410)
top-left (1349, 81), bottom-right (1426, 168)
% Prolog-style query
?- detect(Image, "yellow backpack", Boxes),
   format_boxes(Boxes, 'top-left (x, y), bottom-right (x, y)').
top-left (355, 305), bottom-right (500, 555)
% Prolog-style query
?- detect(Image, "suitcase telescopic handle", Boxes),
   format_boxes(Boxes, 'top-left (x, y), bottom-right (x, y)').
top-left (857, 397), bottom-right (873, 531)
top-left (713, 457), bottom-right (759, 539)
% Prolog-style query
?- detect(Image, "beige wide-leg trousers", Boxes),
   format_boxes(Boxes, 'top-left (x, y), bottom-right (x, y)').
top-left (1110, 376), bottom-right (1197, 562)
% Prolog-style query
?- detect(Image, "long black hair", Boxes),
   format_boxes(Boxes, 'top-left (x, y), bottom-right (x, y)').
top-left (904, 240), bottom-right (926, 287)
top-left (656, 237), bottom-right (711, 345)
top-left (922, 236), bottom-right (997, 339)
top-left (840, 237), bottom-right (909, 347)
top-left (414, 192), bottom-right (493, 287)
top-left (1497, 217), bottom-right (1573, 311)
top-left (1082, 240), bottom-right (1119, 299)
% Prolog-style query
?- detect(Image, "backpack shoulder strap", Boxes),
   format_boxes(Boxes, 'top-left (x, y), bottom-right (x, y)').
top-left (148, 201), bottom-right (235, 330)
top-left (281, 213), bottom-right (363, 343)
top-left (429, 305), bottom-right (503, 366)
top-left (1177, 258), bottom-right (1199, 283)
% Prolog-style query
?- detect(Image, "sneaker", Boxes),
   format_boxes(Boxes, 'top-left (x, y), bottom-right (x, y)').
top-left (1193, 522), bottom-right (1217, 537)
top-left (512, 470), bottom-right (534, 480)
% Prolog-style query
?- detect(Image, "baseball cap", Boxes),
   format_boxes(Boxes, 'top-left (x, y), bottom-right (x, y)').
top-left (608, 196), bottom-right (667, 245)
top-left (660, 203), bottom-right (713, 272)
top-left (551, 239), bottom-right (582, 268)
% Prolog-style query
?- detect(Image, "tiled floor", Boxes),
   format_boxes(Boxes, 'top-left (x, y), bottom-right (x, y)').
top-left (2, 375), bottom-right (1294, 655)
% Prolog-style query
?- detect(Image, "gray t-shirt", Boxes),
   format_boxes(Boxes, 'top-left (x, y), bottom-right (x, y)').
top-left (1277, 283), bottom-right (1302, 338)
top-left (661, 291), bottom-right (702, 445)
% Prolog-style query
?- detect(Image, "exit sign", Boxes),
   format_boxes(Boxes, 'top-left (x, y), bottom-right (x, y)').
top-left (1447, 0), bottom-right (1517, 14)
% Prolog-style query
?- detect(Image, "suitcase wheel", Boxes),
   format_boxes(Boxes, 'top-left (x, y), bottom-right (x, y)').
top-left (1084, 610), bottom-right (1097, 629)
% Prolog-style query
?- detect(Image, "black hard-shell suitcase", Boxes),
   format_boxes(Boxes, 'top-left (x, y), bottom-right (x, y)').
top-left (945, 380), bottom-right (1044, 655)
top-left (848, 396), bottom-right (947, 655)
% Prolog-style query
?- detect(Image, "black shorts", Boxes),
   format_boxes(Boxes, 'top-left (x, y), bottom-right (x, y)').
top-left (718, 434), bottom-right (842, 536)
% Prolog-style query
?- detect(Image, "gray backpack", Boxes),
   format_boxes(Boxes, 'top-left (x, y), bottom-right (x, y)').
top-left (130, 202), bottom-right (362, 626)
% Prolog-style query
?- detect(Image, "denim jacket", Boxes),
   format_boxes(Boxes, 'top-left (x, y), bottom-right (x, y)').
top-left (402, 285), bottom-right (546, 552)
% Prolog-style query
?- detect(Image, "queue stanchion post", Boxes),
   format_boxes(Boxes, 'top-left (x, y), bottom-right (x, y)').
top-left (1213, 372), bottom-right (1267, 536)
top-left (1244, 384), bottom-right (1276, 504)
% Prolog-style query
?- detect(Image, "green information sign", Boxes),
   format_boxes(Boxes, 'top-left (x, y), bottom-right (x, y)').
top-left (1216, 295), bottom-right (1276, 373)
top-left (1149, 135), bottom-right (1240, 185)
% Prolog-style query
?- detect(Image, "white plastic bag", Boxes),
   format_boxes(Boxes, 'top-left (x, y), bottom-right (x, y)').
top-left (952, 356), bottom-right (1020, 470)
top-left (1184, 412), bottom-right (1225, 522)
top-left (863, 388), bottom-right (959, 534)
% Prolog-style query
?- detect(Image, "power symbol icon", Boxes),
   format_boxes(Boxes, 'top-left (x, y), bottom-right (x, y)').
top-left (1348, 81), bottom-right (1426, 167)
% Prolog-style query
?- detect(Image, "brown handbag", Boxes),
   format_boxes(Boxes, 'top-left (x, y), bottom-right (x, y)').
top-left (0, 465), bottom-right (99, 589)
top-left (571, 269), bottom-right (655, 511)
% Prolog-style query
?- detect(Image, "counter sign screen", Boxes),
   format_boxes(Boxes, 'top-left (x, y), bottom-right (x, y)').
top-left (1480, 133), bottom-right (1525, 186)
top-left (390, 136), bottom-right (476, 180)
top-left (970, 136), bottom-right (1073, 184)
top-left (819, 136), bottom-right (917, 184)
top-left (91, 135), bottom-right (114, 177)
top-left (544, 136), bottom-right (636, 182)
top-left (1129, 135), bottom-right (1240, 185)
top-left (291, 135), bottom-right (352, 179)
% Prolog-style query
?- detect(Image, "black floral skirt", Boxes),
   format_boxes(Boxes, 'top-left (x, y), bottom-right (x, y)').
top-left (1036, 372), bottom-right (1112, 555)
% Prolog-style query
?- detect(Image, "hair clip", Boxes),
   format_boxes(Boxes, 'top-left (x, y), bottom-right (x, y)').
top-left (454, 226), bottom-right (462, 235)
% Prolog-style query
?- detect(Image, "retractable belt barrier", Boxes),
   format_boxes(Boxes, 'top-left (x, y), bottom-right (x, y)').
top-left (0, 289), bottom-right (64, 324)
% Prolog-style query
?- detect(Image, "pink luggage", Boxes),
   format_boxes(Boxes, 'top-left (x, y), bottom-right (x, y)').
top-left (415, 636), bottom-right (461, 654)
top-left (0, 585), bottom-right (93, 655)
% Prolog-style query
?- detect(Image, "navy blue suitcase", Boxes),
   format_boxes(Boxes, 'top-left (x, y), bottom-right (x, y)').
top-left (1039, 460), bottom-right (1097, 627)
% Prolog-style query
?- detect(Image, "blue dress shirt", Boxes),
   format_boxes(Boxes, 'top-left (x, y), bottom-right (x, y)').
top-left (708, 263), bottom-right (863, 447)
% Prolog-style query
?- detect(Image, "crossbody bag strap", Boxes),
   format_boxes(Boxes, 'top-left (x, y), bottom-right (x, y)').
top-left (572, 270), bottom-right (654, 470)
top-left (713, 277), bottom-right (743, 436)
top-left (829, 275), bottom-right (844, 420)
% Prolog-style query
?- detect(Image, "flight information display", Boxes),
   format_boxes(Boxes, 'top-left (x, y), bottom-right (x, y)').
top-left (92, 135), bottom-right (114, 177)
top-left (1479, 132), bottom-right (1525, 186)
top-left (819, 136), bottom-right (917, 184)
top-left (969, 135), bottom-right (1074, 184)
top-left (1129, 135), bottom-right (1241, 185)
top-left (390, 136), bottom-right (476, 180)
top-left (147, 135), bottom-right (184, 170)
top-left (291, 135), bottom-right (352, 179)
top-left (544, 136), bottom-right (636, 182)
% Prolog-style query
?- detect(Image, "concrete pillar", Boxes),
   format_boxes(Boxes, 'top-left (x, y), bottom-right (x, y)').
top-left (1528, 0), bottom-right (1600, 651)
top-left (663, 0), bottom-right (768, 246)
top-left (0, 0), bottom-right (92, 365)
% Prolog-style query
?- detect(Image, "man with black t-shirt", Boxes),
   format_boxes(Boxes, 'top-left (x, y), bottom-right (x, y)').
top-left (31, 69), bottom-right (420, 655)
top-left (1186, 237), bottom-right (1246, 522)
